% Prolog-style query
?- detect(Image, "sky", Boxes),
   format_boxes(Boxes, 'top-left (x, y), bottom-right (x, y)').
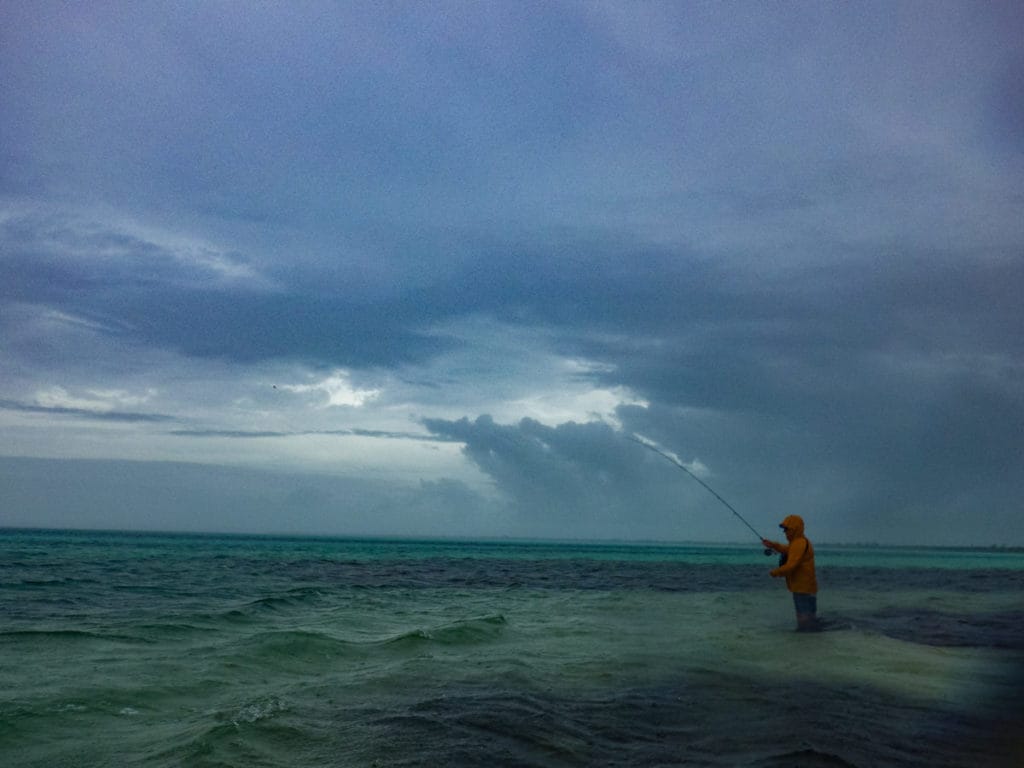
top-left (1, 1), bottom-right (1022, 546)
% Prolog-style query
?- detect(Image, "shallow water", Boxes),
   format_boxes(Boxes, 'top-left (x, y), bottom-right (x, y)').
top-left (2, 529), bottom-right (1022, 766)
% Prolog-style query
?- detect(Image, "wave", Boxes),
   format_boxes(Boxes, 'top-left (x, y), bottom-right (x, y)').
top-left (13, 577), bottom-right (99, 587)
top-left (0, 628), bottom-right (150, 644)
top-left (140, 696), bottom-right (304, 768)
top-left (229, 694), bottom-right (289, 726)
top-left (230, 629), bottom-right (361, 667)
top-left (754, 748), bottom-right (859, 767)
top-left (380, 614), bottom-right (507, 649)
top-left (243, 587), bottom-right (330, 611)
top-left (200, 588), bottom-right (334, 626)
top-left (220, 614), bottom-right (508, 670)
top-left (131, 621), bottom-right (220, 640)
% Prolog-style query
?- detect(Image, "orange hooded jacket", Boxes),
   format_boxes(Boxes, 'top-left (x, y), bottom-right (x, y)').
top-left (768, 514), bottom-right (817, 594)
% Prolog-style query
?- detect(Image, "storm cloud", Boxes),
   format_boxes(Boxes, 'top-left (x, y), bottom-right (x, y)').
top-left (1, 2), bottom-right (1022, 545)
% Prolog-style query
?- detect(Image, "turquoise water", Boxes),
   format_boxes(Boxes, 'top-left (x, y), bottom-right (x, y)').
top-left (2, 529), bottom-right (1022, 766)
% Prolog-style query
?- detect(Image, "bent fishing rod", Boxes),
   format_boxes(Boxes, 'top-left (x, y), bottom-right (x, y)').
top-left (629, 434), bottom-right (775, 556)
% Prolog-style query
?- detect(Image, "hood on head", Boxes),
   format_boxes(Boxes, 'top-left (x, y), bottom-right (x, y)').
top-left (779, 514), bottom-right (805, 537)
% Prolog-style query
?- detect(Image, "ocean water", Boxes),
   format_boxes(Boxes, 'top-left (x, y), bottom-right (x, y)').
top-left (2, 530), bottom-right (1022, 767)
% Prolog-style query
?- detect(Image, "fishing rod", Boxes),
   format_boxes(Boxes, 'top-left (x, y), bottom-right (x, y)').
top-left (629, 434), bottom-right (774, 556)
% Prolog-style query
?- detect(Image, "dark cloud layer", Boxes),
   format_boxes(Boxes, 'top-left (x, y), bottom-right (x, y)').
top-left (0, 398), bottom-right (175, 424)
top-left (425, 404), bottom-right (1024, 546)
top-left (424, 415), bottom-right (779, 542)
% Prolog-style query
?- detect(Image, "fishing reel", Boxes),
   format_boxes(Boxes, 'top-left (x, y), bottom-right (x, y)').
top-left (763, 547), bottom-right (787, 566)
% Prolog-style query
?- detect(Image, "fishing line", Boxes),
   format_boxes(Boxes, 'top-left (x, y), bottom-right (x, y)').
top-left (629, 433), bottom-right (772, 552)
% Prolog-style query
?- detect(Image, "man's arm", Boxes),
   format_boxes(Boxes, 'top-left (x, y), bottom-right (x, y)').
top-left (770, 538), bottom-right (806, 576)
top-left (762, 538), bottom-right (789, 555)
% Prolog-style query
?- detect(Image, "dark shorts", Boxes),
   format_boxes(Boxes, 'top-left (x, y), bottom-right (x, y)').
top-left (792, 592), bottom-right (817, 615)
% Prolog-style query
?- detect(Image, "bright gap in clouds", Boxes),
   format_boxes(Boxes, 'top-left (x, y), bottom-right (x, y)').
top-left (277, 370), bottom-right (381, 408)
top-left (505, 358), bottom-right (649, 429)
top-left (404, 317), bottom-right (649, 427)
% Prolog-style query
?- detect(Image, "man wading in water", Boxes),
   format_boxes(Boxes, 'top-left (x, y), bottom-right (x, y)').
top-left (762, 515), bottom-right (819, 631)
